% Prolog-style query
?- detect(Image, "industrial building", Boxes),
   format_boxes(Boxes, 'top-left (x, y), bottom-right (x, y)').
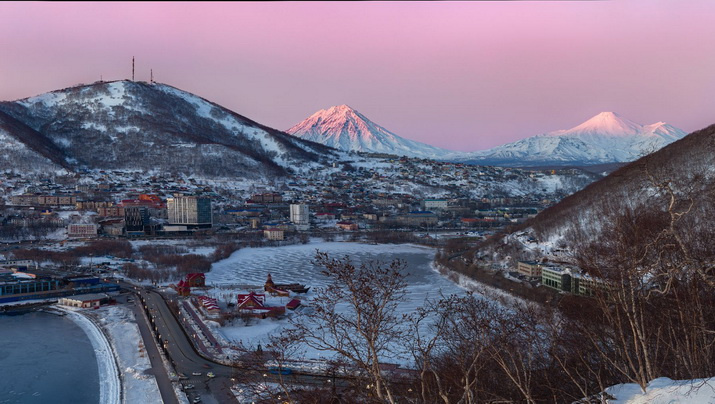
top-left (0, 273), bottom-right (120, 304)
top-left (58, 293), bottom-right (111, 308)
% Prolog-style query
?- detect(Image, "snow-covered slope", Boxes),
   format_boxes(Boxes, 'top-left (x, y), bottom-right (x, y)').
top-left (0, 80), bottom-right (339, 177)
top-left (451, 112), bottom-right (687, 167)
top-left (486, 122), bottom-right (714, 263)
top-left (287, 105), bottom-right (455, 159)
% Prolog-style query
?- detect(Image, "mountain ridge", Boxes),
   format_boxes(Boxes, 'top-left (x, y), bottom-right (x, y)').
top-left (0, 80), bottom-right (340, 177)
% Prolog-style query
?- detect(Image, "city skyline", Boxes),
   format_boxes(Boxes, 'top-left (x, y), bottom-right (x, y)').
top-left (1, 1), bottom-right (714, 151)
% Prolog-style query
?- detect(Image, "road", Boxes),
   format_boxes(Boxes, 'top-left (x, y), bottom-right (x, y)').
top-left (138, 289), bottom-right (240, 404)
top-left (123, 293), bottom-right (179, 404)
top-left (133, 287), bottom-right (343, 403)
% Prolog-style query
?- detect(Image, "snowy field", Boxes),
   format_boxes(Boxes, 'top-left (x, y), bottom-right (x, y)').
top-left (605, 377), bottom-right (715, 404)
top-left (205, 242), bottom-right (470, 364)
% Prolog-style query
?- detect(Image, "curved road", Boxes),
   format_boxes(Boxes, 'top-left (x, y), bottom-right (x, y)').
top-left (135, 288), bottom-right (340, 403)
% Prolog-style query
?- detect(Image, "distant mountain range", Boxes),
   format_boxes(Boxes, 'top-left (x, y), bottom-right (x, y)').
top-left (0, 80), bottom-right (338, 177)
top-left (0, 81), bottom-right (691, 177)
top-left (288, 107), bottom-right (687, 167)
top-left (287, 105), bottom-right (453, 159)
top-left (452, 111), bottom-right (687, 167)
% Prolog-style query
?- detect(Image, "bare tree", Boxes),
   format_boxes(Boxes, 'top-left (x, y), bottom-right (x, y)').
top-left (290, 251), bottom-right (410, 403)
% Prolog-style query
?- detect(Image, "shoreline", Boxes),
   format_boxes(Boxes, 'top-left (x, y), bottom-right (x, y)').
top-left (56, 306), bottom-right (122, 404)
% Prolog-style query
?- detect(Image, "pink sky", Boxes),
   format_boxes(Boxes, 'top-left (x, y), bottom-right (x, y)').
top-left (1, 1), bottom-right (714, 151)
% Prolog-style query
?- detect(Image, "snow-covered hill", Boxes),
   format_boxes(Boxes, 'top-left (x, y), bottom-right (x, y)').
top-left (0, 80), bottom-right (340, 177)
top-left (450, 112), bottom-right (687, 167)
top-left (287, 105), bottom-right (454, 159)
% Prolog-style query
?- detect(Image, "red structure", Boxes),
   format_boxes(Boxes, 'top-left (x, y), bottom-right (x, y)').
top-left (197, 295), bottom-right (220, 314)
top-left (236, 291), bottom-right (285, 318)
top-left (286, 299), bottom-right (301, 310)
top-left (186, 273), bottom-right (205, 287)
top-left (176, 280), bottom-right (190, 297)
top-left (237, 291), bottom-right (266, 309)
top-left (118, 194), bottom-right (165, 209)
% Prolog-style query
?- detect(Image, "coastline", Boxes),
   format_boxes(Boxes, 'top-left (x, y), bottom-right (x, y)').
top-left (56, 306), bottom-right (122, 404)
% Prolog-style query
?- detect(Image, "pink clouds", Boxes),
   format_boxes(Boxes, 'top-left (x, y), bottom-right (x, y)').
top-left (1, 1), bottom-right (714, 151)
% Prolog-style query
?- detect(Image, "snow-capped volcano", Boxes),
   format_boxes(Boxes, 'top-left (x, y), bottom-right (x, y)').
top-left (287, 105), bottom-right (454, 158)
top-left (451, 112), bottom-right (687, 167)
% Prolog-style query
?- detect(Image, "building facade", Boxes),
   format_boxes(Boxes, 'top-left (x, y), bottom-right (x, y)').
top-left (517, 261), bottom-right (543, 279)
top-left (167, 196), bottom-right (212, 228)
top-left (541, 266), bottom-right (572, 292)
top-left (67, 224), bottom-right (98, 239)
top-left (421, 199), bottom-right (449, 211)
top-left (289, 204), bottom-right (310, 231)
top-left (124, 206), bottom-right (150, 233)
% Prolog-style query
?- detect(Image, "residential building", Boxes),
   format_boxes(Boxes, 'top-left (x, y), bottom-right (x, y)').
top-left (421, 199), bottom-right (449, 211)
top-left (396, 211), bottom-right (438, 227)
top-left (290, 204), bottom-right (310, 231)
top-left (67, 224), bottom-right (98, 239)
top-left (264, 228), bottom-right (285, 241)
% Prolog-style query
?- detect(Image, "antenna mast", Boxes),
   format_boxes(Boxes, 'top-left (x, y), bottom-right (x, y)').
top-left (132, 57), bottom-right (135, 81)
top-left (150, 69), bottom-right (153, 84)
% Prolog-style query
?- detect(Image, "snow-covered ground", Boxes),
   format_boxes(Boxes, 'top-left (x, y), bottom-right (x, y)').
top-left (58, 304), bottom-right (163, 404)
top-left (605, 377), bottom-right (715, 403)
top-left (205, 241), bottom-right (471, 365)
top-left (94, 304), bottom-right (163, 404)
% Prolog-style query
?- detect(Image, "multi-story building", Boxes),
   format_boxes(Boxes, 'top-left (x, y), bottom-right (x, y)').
top-left (167, 195), bottom-right (212, 228)
top-left (541, 266), bottom-right (572, 292)
top-left (67, 224), bottom-right (98, 239)
top-left (290, 204), bottom-right (310, 231)
top-left (264, 228), bottom-right (285, 241)
top-left (124, 206), bottom-right (150, 233)
top-left (517, 261), bottom-right (543, 279)
top-left (96, 206), bottom-right (125, 217)
top-left (10, 194), bottom-right (77, 207)
top-left (572, 273), bottom-right (611, 297)
top-left (421, 199), bottom-right (449, 211)
top-left (251, 193), bottom-right (283, 204)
